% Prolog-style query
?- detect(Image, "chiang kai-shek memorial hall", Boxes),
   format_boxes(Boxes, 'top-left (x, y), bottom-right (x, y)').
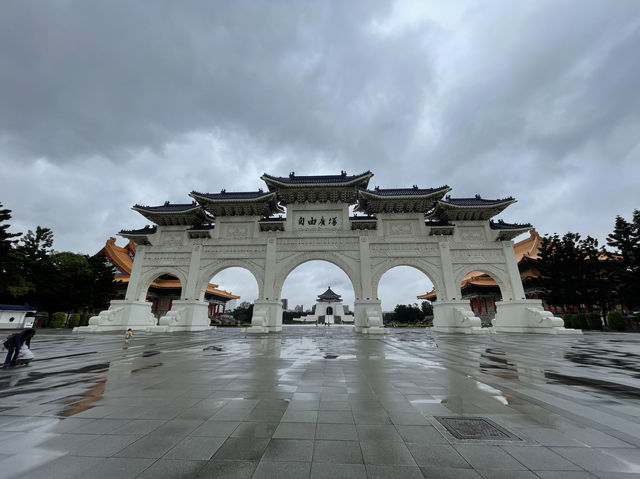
top-left (79, 171), bottom-right (576, 335)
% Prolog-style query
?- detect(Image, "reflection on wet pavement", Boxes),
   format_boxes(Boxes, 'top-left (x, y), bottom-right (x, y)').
top-left (0, 326), bottom-right (638, 478)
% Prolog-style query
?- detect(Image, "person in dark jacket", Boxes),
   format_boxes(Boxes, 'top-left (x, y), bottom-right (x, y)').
top-left (3, 328), bottom-right (36, 366)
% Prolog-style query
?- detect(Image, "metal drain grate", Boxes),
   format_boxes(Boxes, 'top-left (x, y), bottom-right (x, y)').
top-left (435, 417), bottom-right (520, 440)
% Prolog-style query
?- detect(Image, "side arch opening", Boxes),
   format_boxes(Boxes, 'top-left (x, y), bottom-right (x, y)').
top-left (453, 266), bottom-right (511, 325)
top-left (376, 265), bottom-right (436, 327)
top-left (202, 266), bottom-right (259, 324)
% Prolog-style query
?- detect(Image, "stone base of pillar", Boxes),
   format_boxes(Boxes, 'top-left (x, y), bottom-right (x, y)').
top-left (493, 299), bottom-right (582, 334)
top-left (353, 300), bottom-right (385, 334)
top-left (74, 300), bottom-right (157, 332)
top-left (158, 300), bottom-right (213, 332)
top-left (247, 299), bottom-right (283, 334)
top-left (432, 300), bottom-right (487, 334)
top-left (74, 299), bottom-right (215, 333)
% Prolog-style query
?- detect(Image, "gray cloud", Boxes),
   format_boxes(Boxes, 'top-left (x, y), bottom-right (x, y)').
top-left (1, 0), bottom-right (639, 307)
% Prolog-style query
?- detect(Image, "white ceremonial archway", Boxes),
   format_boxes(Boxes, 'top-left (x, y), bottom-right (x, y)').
top-left (81, 171), bottom-right (578, 334)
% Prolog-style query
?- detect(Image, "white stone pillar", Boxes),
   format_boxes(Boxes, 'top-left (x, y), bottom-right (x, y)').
top-left (438, 242), bottom-right (457, 301)
top-left (183, 244), bottom-right (203, 301)
top-left (432, 242), bottom-right (484, 333)
top-left (248, 238), bottom-right (282, 333)
top-left (263, 238), bottom-right (277, 300)
top-left (125, 244), bottom-right (146, 301)
top-left (359, 236), bottom-right (373, 300)
top-left (501, 241), bottom-right (525, 300)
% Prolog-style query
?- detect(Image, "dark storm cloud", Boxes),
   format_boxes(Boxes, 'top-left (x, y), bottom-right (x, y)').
top-left (0, 0), bottom-right (434, 168)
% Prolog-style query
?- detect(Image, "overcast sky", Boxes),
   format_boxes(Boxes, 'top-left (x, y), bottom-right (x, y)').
top-left (1, 1), bottom-right (639, 310)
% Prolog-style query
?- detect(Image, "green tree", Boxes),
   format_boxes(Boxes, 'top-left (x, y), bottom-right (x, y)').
top-left (232, 302), bottom-right (253, 322)
top-left (88, 254), bottom-right (117, 310)
top-left (393, 303), bottom-right (424, 324)
top-left (537, 233), bottom-right (579, 310)
top-left (0, 203), bottom-right (31, 301)
top-left (537, 232), bottom-right (613, 313)
top-left (48, 252), bottom-right (93, 312)
top-left (13, 226), bottom-right (56, 306)
top-left (420, 301), bottom-right (433, 317)
top-left (18, 226), bottom-right (53, 262)
top-left (579, 235), bottom-right (615, 319)
top-left (607, 210), bottom-right (640, 309)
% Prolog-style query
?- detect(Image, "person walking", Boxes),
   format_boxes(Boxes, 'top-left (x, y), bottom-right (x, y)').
top-left (124, 328), bottom-right (133, 345)
top-left (3, 328), bottom-right (36, 367)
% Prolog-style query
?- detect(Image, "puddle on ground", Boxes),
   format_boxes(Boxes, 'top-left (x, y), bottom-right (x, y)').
top-left (59, 378), bottom-right (106, 417)
top-left (131, 362), bottom-right (163, 374)
top-left (544, 372), bottom-right (640, 399)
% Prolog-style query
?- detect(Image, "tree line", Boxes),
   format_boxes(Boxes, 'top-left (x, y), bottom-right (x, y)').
top-left (536, 209), bottom-right (640, 316)
top-left (383, 302), bottom-right (433, 325)
top-left (0, 203), bottom-right (116, 322)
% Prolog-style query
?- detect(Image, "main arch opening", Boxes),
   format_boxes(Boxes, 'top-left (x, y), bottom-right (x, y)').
top-left (377, 266), bottom-right (435, 326)
top-left (280, 260), bottom-right (356, 325)
top-left (207, 267), bottom-right (258, 324)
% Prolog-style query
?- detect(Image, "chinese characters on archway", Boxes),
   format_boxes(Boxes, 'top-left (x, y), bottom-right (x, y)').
top-left (298, 216), bottom-right (338, 227)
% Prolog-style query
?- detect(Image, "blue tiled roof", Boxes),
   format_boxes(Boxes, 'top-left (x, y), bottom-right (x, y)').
top-left (442, 195), bottom-right (515, 206)
top-left (133, 202), bottom-right (200, 212)
top-left (365, 185), bottom-right (449, 196)
top-left (0, 304), bottom-right (36, 311)
top-left (318, 287), bottom-right (342, 300)
top-left (490, 220), bottom-right (532, 230)
top-left (191, 190), bottom-right (271, 200)
top-left (119, 226), bottom-right (157, 235)
top-left (262, 171), bottom-right (372, 184)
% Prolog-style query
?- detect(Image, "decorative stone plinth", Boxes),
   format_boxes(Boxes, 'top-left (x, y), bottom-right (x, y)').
top-left (247, 299), bottom-right (283, 333)
top-left (353, 300), bottom-right (385, 334)
top-left (493, 299), bottom-right (582, 334)
top-left (432, 300), bottom-right (487, 334)
top-left (74, 300), bottom-right (157, 332)
top-left (158, 300), bottom-right (213, 332)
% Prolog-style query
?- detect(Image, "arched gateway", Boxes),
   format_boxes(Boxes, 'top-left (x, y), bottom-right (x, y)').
top-left (82, 171), bottom-right (573, 334)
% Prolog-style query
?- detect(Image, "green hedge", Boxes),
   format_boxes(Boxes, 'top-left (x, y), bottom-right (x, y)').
top-left (79, 313), bottom-right (96, 327)
top-left (575, 313), bottom-right (588, 330)
top-left (607, 311), bottom-right (626, 331)
top-left (67, 313), bottom-right (81, 328)
top-left (586, 312), bottom-right (602, 330)
top-left (49, 312), bottom-right (67, 328)
top-left (562, 314), bottom-right (575, 329)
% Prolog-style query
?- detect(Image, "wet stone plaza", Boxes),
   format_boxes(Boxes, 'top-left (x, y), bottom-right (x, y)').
top-left (1, 327), bottom-right (639, 479)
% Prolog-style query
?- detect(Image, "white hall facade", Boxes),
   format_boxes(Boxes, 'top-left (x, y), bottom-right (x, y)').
top-left (81, 171), bottom-right (575, 335)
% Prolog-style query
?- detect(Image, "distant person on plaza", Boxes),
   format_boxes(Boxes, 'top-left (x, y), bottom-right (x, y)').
top-left (124, 328), bottom-right (133, 344)
top-left (3, 328), bottom-right (36, 367)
